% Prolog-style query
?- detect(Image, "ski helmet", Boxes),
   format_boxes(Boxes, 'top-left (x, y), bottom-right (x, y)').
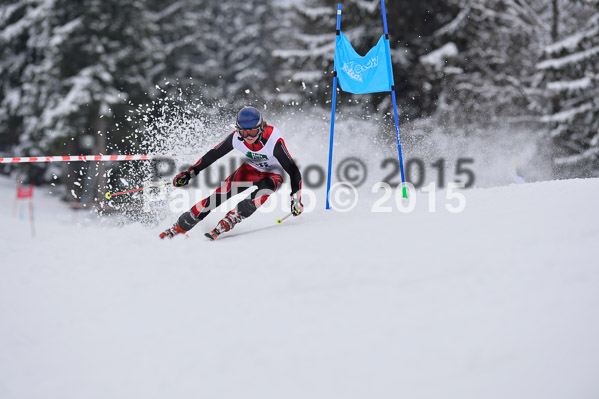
top-left (236, 106), bottom-right (263, 130)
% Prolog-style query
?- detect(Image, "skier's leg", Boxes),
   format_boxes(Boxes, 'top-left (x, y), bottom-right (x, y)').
top-left (177, 169), bottom-right (252, 231)
top-left (236, 175), bottom-right (282, 218)
top-left (205, 174), bottom-right (283, 240)
top-left (160, 165), bottom-right (252, 238)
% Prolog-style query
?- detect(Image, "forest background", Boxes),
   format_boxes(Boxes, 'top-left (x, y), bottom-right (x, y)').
top-left (1, 0), bottom-right (598, 203)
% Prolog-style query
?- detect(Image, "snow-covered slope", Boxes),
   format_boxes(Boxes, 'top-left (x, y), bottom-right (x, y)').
top-left (1, 176), bottom-right (598, 399)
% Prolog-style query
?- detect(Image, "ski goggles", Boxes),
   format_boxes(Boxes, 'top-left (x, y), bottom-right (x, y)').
top-left (238, 127), bottom-right (262, 138)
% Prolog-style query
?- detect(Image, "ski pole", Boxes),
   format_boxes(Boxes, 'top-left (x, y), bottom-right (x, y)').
top-left (276, 213), bottom-right (293, 224)
top-left (105, 181), bottom-right (172, 199)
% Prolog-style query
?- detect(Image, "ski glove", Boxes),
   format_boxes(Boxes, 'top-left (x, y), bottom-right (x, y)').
top-left (290, 192), bottom-right (304, 216)
top-left (173, 170), bottom-right (195, 187)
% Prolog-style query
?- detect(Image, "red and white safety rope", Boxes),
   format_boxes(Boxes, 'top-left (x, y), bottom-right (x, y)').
top-left (0, 154), bottom-right (175, 163)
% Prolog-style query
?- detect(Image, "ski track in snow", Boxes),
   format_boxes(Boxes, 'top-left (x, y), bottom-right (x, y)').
top-left (1, 176), bottom-right (599, 399)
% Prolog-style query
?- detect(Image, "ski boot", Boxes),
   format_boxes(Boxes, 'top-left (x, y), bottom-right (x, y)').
top-left (159, 222), bottom-right (188, 239)
top-left (205, 210), bottom-right (244, 241)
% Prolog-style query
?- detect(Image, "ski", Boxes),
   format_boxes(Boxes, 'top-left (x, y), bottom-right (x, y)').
top-left (204, 228), bottom-right (221, 241)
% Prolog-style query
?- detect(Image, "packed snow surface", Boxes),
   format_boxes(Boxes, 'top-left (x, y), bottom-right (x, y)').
top-left (1, 176), bottom-right (599, 399)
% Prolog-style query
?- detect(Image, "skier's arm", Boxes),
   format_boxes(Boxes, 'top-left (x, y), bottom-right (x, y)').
top-left (188, 133), bottom-right (235, 175)
top-left (173, 133), bottom-right (234, 187)
top-left (273, 139), bottom-right (302, 195)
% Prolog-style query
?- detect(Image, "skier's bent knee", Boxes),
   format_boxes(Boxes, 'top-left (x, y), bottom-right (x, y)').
top-left (237, 198), bottom-right (258, 218)
top-left (177, 211), bottom-right (200, 231)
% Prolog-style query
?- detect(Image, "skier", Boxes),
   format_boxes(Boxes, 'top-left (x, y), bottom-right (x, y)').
top-left (159, 106), bottom-right (303, 240)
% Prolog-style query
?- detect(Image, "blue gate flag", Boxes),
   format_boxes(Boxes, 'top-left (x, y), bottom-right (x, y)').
top-left (334, 31), bottom-right (394, 94)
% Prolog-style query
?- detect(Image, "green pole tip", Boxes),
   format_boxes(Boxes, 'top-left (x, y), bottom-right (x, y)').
top-left (402, 186), bottom-right (408, 198)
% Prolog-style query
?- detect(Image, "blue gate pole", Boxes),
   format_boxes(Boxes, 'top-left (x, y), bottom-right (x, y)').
top-left (326, 4), bottom-right (343, 210)
top-left (380, 0), bottom-right (408, 198)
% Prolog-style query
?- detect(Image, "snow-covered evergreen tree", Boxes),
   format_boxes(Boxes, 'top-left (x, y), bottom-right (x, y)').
top-left (1, 0), bottom-right (162, 154)
top-left (422, 0), bottom-right (550, 127)
top-left (151, 0), bottom-right (220, 100)
top-left (153, 0), bottom-right (280, 107)
top-left (0, 0), bottom-right (59, 154)
top-left (422, 0), bottom-right (595, 129)
top-left (535, 1), bottom-right (599, 175)
top-left (213, 0), bottom-right (279, 103)
top-left (0, 0), bottom-right (164, 197)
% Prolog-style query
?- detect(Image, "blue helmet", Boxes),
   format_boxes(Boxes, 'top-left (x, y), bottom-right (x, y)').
top-left (236, 106), bottom-right (263, 130)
